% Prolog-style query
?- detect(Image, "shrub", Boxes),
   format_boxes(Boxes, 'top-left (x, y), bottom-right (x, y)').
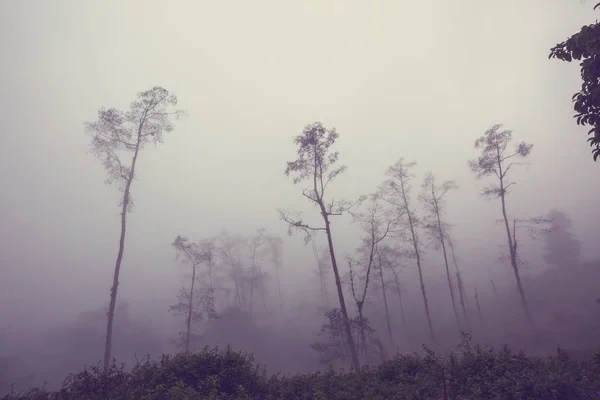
top-left (4, 339), bottom-right (600, 400)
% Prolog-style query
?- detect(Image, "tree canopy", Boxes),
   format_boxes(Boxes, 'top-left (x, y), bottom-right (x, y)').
top-left (549, 3), bottom-right (600, 161)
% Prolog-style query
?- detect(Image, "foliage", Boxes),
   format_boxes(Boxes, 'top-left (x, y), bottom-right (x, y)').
top-left (549, 3), bottom-right (600, 161)
top-left (85, 86), bottom-right (185, 207)
top-left (5, 338), bottom-right (600, 399)
top-left (468, 124), bottom-right (533, 199)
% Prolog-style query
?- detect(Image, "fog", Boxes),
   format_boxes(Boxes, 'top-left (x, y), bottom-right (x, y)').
top-left (2, 0), bottom-right (600, 394)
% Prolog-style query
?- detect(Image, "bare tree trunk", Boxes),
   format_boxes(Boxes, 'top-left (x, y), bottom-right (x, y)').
top-left (321, 210), bottom-right (360, 372)
top-left (400, 179), bottom-right (435, 343)
top-left (497, 149), bottom-right (536, 334)
top-left (449, 241), bottom-right (470, 331)
top-left (389, 264), bottom-right (409, 341)
top-left (377, 251), bottom-right (394, 347)
top-left (433, 197), bottom-right (461, 334)
top-left (357, 305), bottom-right (370, 365)
top-left (103, 136), bottom-right (141, 374)
top-left (185, 265), bottom-right (197, 352)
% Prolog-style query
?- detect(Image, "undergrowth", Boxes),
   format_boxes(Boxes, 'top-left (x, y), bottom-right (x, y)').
top-left (4, 337), bottom-right (600, 400)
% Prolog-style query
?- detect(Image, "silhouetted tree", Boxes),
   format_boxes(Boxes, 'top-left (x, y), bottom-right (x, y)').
top-left (468, 124), bottom-right (536, 334)
top-left (549, 3), bottom-right (600, 161)
top-left (381, 158), bottom-right (436, 343)
top-left (419, 172), bottom-right (461, 334)
top-left (171, 235), bottom-right (214, 352)
top-left (347, 194), bottom-right (397, 363)
top-left (543, 209), bottom-right (583, 267)
top-left (278, 121), bottom-right (362, 371)
top-left (84, 86), bottom-right (184, 373)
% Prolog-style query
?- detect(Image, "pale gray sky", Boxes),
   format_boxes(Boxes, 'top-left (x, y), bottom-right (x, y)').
top-left (0, 0), bottom-right (598, 331)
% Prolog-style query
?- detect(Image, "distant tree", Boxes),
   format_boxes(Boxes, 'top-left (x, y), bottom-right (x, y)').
top-left (381, 158), bottom-right (436, 343)
top-left (217, 231), bottom-right (249, 310)
top-left (549, 3), bottom-right (600, 161)
top-left (447, 237), bottom-right (470, 332)
top-left (171, 235), bottom-right (215, 352)
top-left (247, 228), bottom-right (266, 318)
top-left (496, 215), bottom-right (552, 269)
top-left (264, 234), bottom-right (285, 313)
top-left (310, 308), bottom-right (377, 368)
top-left (378, 244), bottom-right (411, 342)
top-left (468, 124), bottom-right (536, 334)
top-left (347, 194), bottom-right (398, 363)
top-left (85, 86), bottom-right (185, 373)
top-left (278, 121), bottom-right (362, 372)
top-left (419, 172), bottom-right (462, 334)
top-left (543, 209), bottom-right (583, 267)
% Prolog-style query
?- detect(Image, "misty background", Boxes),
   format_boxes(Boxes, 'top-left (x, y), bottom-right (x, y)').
top-left (1, 0), bottom-right (600, 393)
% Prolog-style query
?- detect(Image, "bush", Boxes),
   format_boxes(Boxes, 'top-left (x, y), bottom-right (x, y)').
top-left (4, 338), bottom-right (600, 399)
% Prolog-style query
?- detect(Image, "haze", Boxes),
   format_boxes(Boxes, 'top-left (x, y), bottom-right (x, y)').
top-left (1, 0), bottom-right (599, 393)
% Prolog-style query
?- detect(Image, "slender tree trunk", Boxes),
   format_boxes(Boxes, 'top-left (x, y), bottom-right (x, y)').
top-left (400, 180), bottom-right (435, 343)
top-left (456, 271), bottom-right (470, 332)
top-left (377, 251), bottom-right (394, 347)
top-left (496, 149), bottom-right (536, 334)
top-left (103, 136), bottom-right (142, 374)
top-left (449, 241), bottom-right (470, 332)
top-left (357, 305), bottom-right (369, 365)
top-left (389, 264), bottom-right (409, 341)
top-left (433, 198), bottom-right (461, 334)
top-left (185, 265), bottom-right (197, 352)
top-left (321, 209), bottom-right (360, 372)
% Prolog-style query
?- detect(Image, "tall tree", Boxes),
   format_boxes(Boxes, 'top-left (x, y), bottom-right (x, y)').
top-left (549, 3), bottom-right (600, 161)
top-left (468, 124), bottom-right (536, 334)
top-left (278, 121), bottom-right (362, 372)
top-left (543, 209), bottom-right (583, 267)
top-left (419, 172), bottom-right (461, 334)
top-left (171, 235), bottom-right (213, 352)
top-left (381, 159), bottom-right (436, 343)
top-left (347, 194), bottom-right (397, 363)
top-left (85, 86), bottom-right (184, 373)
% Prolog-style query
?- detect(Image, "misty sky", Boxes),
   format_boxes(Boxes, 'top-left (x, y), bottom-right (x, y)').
top-left (1, 0), bottom-right (598, 333)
